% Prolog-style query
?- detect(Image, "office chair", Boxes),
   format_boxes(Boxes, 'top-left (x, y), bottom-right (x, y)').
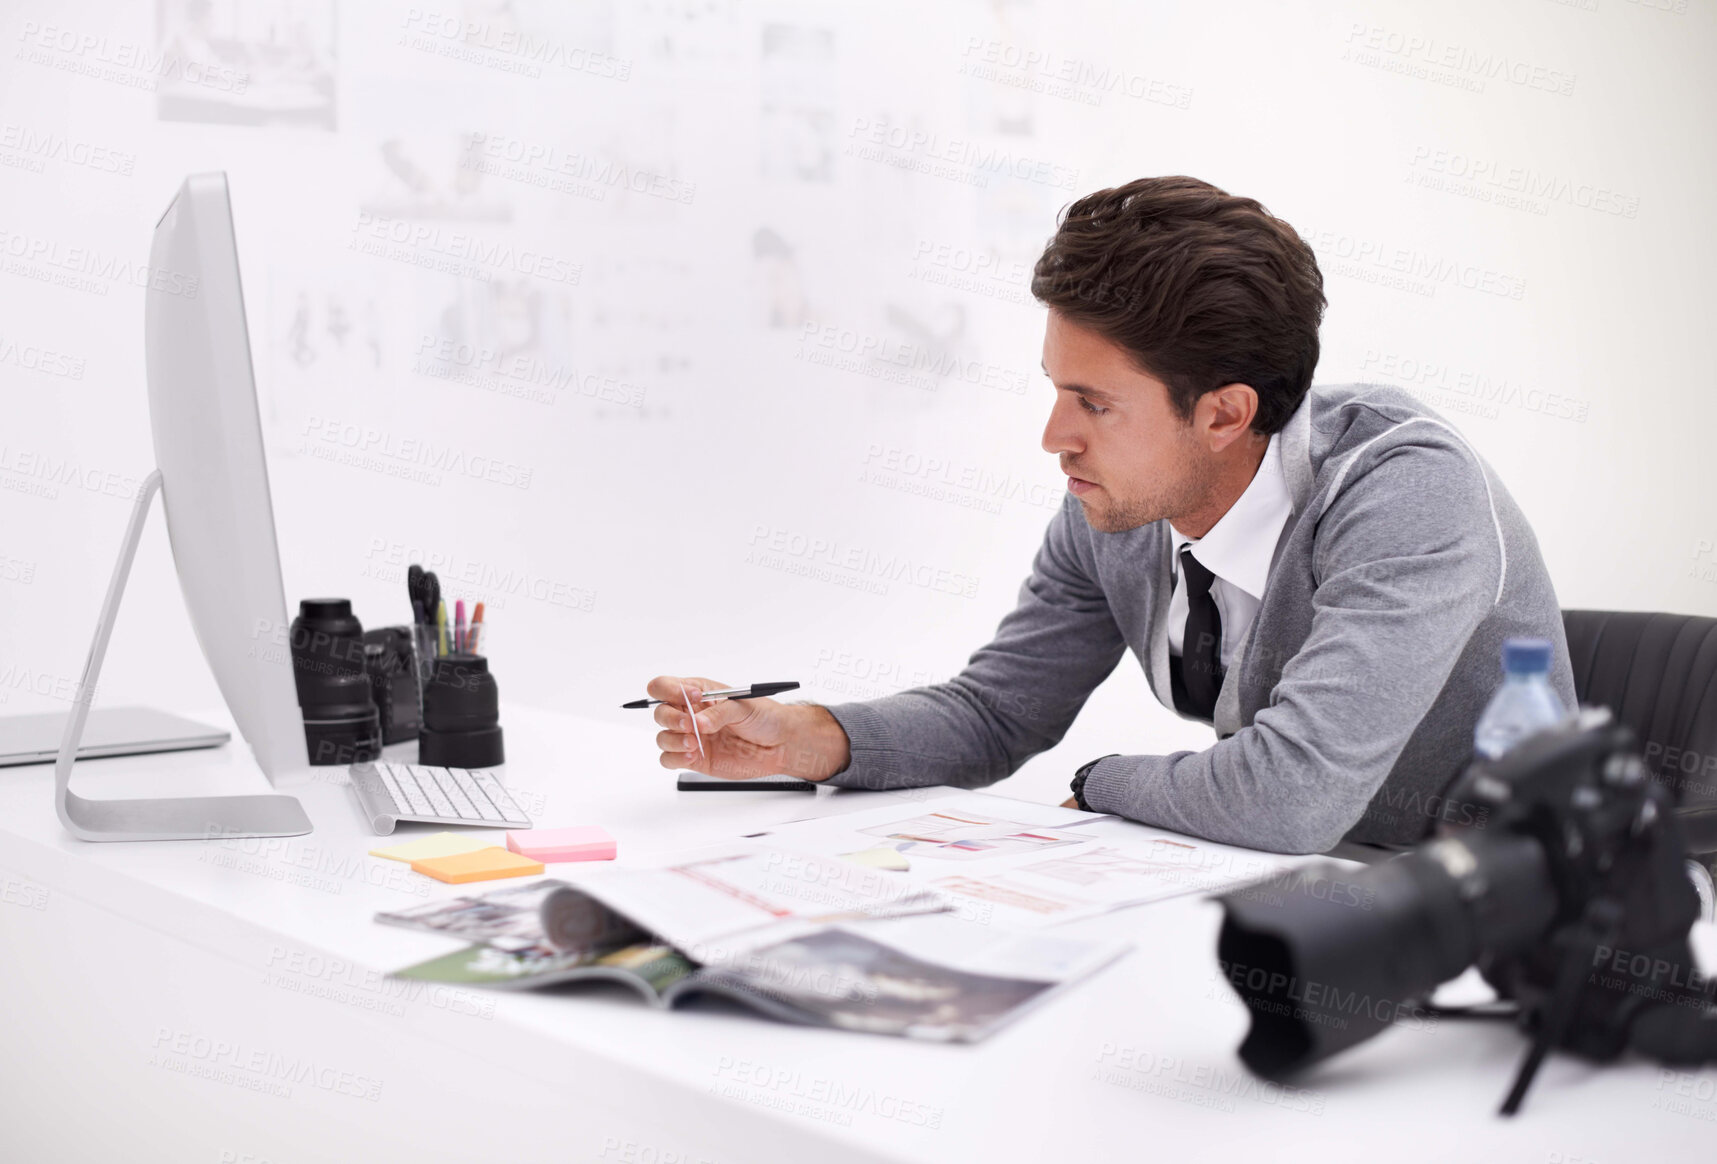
top-left (1561, 609), bottom-right (1717, 859)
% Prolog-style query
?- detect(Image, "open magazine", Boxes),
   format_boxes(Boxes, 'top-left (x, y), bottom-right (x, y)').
top-left (379, 842), bottom-right (1129, 1042)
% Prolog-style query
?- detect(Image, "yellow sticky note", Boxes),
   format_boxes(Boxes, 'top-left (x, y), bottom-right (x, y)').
top-left (370, 832), bottom-right (497, 863)
top-left (411, 847), bottom-right (544, 884)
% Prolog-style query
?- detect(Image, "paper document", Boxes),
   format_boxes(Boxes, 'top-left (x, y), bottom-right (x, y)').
top-left (552, 841), bottom-right (953, 955)
top-left (760, 790), bottom-right (1309, 929)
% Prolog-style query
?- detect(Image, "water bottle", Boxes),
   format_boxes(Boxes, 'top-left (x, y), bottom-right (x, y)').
top-left (1474, 637), bottom-right (1567, 760)
top-left (1686, 860), bottom-right (1717, 924)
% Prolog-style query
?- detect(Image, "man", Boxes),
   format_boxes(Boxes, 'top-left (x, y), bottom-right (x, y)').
top-left (649, 176), bottom-right (1576, 855)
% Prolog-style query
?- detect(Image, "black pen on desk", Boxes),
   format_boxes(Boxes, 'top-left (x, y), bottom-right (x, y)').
top-left (621, 682), bottom-right (800, 710)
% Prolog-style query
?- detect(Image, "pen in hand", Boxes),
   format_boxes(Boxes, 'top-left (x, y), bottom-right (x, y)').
top-left (641, 676), bottom-right (847, 781)
top-left (621, 681), bottom-right (799, 710)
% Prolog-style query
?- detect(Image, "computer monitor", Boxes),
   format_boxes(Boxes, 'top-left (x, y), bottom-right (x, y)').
top-left (146, 172), bottom-right (307, 778)
top-left (53, 172), bottom-right (310, 841)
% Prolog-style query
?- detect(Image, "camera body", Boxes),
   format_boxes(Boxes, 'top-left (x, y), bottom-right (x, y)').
top-left (1217, 709), bottom-right (1710, 1110)
top-left (362, 625), bottom-right (422, 745)
top-left (1441, 710), bottom-right (1702, 1060)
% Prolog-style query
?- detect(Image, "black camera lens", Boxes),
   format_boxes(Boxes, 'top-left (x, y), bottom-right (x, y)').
top-left (1216, 834), bottom-right (1556, 1079)
top-left (418, 653), bottom-right (504, 768)
top-left (290, 597), bottom-right (382, 766)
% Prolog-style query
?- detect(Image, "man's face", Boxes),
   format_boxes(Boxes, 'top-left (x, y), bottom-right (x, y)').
top-left (1040, 311), bottom-right (1211, 533)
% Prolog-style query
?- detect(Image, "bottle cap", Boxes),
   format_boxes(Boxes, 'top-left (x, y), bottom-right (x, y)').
top-left (1502, 637), bottom-right (1553, 675)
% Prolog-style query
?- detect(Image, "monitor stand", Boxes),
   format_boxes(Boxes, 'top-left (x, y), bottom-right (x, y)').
top-left (55, 469), bottom-right (312, 842)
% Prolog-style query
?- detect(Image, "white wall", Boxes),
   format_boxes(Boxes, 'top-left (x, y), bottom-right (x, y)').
top-left (3, 0), bottom-right (1714, 803)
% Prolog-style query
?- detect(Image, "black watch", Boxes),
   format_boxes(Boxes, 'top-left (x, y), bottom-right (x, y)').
top-left (1070, 754), bottom-right (1118, 812)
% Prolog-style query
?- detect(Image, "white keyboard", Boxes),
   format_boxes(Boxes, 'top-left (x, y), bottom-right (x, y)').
top-left (348, 760), bottom-right (532, 835)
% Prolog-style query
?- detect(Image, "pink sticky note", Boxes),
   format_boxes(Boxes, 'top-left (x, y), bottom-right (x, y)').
top-left (505, 826), bottom-right (617, 863)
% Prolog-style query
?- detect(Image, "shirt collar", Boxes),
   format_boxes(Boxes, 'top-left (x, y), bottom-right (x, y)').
top-left (1168, 431), bottom-right (1293, 601)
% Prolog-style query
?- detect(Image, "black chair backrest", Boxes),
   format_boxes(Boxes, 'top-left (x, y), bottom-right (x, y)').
top-left (1562, 609), bottom-right (1717, 854)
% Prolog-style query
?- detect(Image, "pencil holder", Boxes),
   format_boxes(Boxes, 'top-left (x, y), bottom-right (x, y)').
top-left (418, 653), bottom-right (504, 768)
top-left (411, 619), bottom-right (496, 680)
top-left (290, 598), bottom-right (382, 766)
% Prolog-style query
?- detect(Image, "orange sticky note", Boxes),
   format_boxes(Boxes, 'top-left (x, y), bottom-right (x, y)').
top-left (411, 846), bottom-right (544, 884)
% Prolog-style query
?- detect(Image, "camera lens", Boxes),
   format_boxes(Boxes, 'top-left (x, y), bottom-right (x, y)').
top-left (1216, 833), bottom-right (1555, 1078)
top-left (289, 597), bottom-right (382, 766)
top-left (418, 653), bottom-right (504, 768)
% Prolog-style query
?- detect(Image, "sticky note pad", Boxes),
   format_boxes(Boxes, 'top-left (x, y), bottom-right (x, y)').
top-left (370, 832), bottom-right (497, 863)
top-left (506, 826), bottom-right (617, 864)
top-left (411, 847), bottom-right (544, 884)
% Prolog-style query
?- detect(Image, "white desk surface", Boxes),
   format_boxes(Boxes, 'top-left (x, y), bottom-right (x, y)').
top-left (2, 703), bottom-right (1712, 1164)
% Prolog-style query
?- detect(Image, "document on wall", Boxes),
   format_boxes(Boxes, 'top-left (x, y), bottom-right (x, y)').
top-left (751, 790), bottom-right (1310, 930)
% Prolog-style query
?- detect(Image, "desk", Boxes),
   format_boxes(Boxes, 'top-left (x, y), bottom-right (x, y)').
top-left (2, 704), bottom-right (1712, 1163)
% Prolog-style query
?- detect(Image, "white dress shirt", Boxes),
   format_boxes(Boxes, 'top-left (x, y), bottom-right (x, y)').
top-left (1166, 432), bottom-right (1294, 670)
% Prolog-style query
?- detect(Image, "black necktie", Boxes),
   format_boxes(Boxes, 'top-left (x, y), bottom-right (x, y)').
top-left (1171, 546), bottom-right (1223, 721)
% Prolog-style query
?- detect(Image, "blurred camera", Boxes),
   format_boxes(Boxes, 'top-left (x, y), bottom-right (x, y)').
top-left (1216, 709), bottom-right (1710, 1113)
top-left (362, 626), bottom-right (422, 745)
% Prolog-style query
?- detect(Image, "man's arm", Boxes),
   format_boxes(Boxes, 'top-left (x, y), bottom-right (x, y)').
top-left (820, 493), bottom-right (1129, 790)
top-left (1082, 437), bottom-right (1503, 854)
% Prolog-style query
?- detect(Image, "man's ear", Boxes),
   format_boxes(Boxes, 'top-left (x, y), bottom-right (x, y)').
top-left (1199, 383), bottom-right (1260, 452)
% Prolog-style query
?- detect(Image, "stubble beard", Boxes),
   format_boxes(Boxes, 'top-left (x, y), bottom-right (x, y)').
top-left (1072, 444), bottom-right (1208, 534)
top-left (1080, 485), bottom-right (1187, 533)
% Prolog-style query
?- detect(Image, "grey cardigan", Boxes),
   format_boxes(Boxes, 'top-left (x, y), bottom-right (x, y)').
top-left (822, 382), bottom-right (1576, 853)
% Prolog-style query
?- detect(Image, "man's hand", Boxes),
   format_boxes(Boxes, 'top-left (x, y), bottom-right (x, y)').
top-left (647, 675), bottom-right (852, 782)
top-left (1060, 795), bottom-right (1080, 809)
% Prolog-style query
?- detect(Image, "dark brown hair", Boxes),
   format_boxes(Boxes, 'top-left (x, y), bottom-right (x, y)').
top-left (1031, 176), bottom-right (1325, 435)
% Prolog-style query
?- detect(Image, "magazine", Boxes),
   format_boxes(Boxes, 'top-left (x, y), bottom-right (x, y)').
top-left (378, 842), bottom-right (1128, 1042)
